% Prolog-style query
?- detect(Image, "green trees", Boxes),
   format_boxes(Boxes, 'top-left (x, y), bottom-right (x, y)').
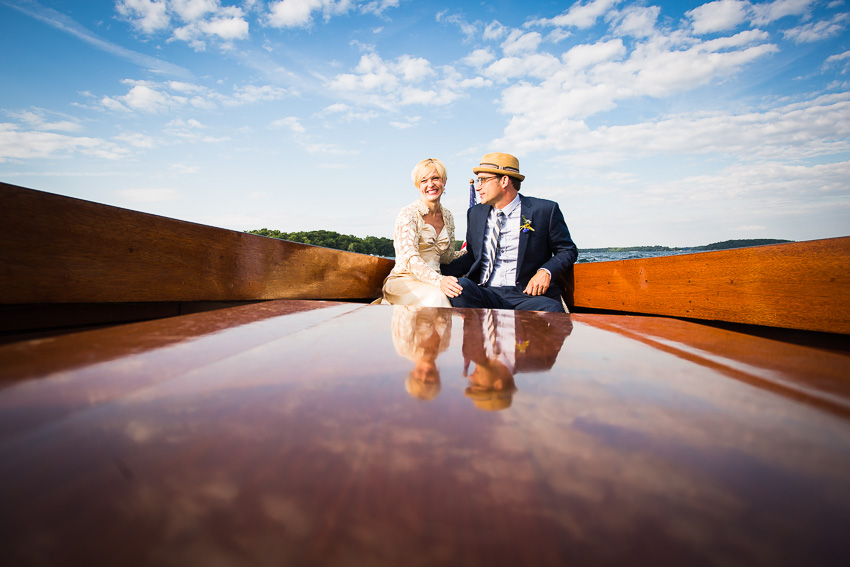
top-left (246, 229), bottom-right (395, 257)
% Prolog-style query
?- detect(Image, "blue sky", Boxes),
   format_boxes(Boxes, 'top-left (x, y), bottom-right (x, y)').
top-left (1, 0), bottom-right (848, 247)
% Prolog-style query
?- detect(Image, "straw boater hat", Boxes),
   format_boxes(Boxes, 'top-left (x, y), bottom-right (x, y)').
top-left (464, 361), bottom-right (517, 411)
top-left (472, 152), bottom-right (525, 181)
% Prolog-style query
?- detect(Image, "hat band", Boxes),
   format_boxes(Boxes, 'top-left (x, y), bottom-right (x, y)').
top-left (479, 162), bottom-right (520, 174)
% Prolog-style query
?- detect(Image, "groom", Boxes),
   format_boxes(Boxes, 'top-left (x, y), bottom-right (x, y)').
top-left (441, 152), bottom-right (577, 312)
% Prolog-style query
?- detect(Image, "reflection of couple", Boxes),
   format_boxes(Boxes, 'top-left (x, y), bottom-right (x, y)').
top-left (391, 306), bottom-right (452, 401)
top-left (392, 306), bottom-right (573, 410)
top-left (462, 309), bottom-right (573, 411)
top-left (379, 153), bottom-right (578, 312)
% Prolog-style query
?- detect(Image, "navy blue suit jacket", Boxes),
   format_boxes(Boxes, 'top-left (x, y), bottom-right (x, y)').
top-left (442, 195), bottom-right (577, 295)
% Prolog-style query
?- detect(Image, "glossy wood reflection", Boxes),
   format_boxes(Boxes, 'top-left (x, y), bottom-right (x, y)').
top-left (1, 302), bottom-right (849, 566)
top-left (571, 237), bottom-right (850, 334)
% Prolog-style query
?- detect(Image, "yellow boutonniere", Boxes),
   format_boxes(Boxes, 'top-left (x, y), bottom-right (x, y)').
top-left (520, 216), bottom-right (535, 233)
top-left (516, 340), bottom-right (530, 353)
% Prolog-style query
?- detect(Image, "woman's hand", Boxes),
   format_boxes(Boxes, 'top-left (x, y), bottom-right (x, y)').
top-left (440, 276), bottom-right (463, 298)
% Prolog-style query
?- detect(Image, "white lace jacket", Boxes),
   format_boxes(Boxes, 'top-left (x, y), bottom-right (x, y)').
top-left (390, 200), bottom-right (466, 286)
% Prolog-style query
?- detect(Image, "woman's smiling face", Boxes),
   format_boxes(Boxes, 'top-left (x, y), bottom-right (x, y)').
top-left (418, 167), bottom-right (445, 203)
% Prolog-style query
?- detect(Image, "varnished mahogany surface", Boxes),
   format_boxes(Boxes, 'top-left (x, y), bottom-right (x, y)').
top-left (571, 237), bottom-right (850, 334)
top-left (0, 182), bottom-right (393, 304)
top-left (1, 301), bottom-right (849, 566)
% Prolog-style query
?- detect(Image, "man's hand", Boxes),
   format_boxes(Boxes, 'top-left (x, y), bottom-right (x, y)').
top-left (523, 269), bottom-right (550, 296)
top-left (440, 276), bottom-right (463, 298)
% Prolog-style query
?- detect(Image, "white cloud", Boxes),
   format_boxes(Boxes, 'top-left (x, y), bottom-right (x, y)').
top-left (114, 132), bottom-right (157, 148)
top-left (116, 0), bottom-right (170, 33)
top-left (389, 116), bottom-right (421, 129)
top-left (266, 0), bottom-right (354, 28)
top-left (483, 53), bottom-right (562, 83)
top-left (116, 0), bottom-right (249, 49)
top-left (647, 160), bottom-right (849, 212)
top-left (484, 21), bottom-right (507, 41)
top-left (229, 84), bottom-right (290, 104)
top-left (520, 93), bottom-right (850, 174)
top-left (826, 50), bottom-right (850, 65)
top-left (101, 82), bottom-right (186, 113)
top-left (783, 12), bottom-right (850, 43)
top-left (0, 123), bottom-right (129, 161)
top-left (610, 5), bottom-right (660, 38)
top-left (320, 103), bottom-right (380, 121)
top-left (687, 0), bottom-right (750, 34)
top-left (562, 39), bottom-right (626, 70)
top-left (270, 116), bottom-right (306, 133)
top-left (435, 11), bottom-right (476, 38)
top-left (8, 109), bottom-right (82, 132)
top-left (752, 0), bottom-right (818, 26)
top-left (532, 0), bottom-right (624, 30)
top-left (824, 50), bottom-right (850, 74)
top-left (96, 80), bottom-right (290, 114)
top-left (493, 28), bottom-right (778, 150)
top-left (171, 0), bottom-right (218, 22)
top-left (463, 48), bottom-right (496, 69)
top-left (328, 52), bottom-right (475, 110)
top-left (202, 10), bottom-right (250, 39)
top-left (166, 117), bottom-right (204, 128)
top-left (360, 0), bottom-right (399, 16)
top-left (395, 55), bottom-right (435, 82)
top-left (503, 30), bottom-right (543, 56)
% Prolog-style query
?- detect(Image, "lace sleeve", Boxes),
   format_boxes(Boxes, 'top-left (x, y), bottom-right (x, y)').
top-left (394, 206), bottom-right (444, 286)
top-left (439, 207), bottom-right (467, 264)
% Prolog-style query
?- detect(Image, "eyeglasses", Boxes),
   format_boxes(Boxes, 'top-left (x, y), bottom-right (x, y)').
top-left (476, 176), bottom-right (499, 187)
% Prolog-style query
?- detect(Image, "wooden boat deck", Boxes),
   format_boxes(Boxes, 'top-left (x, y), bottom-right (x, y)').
top-left (2, 181), bottom-right (849, 564)
top-left (2, 301), bottom-right (849, 565)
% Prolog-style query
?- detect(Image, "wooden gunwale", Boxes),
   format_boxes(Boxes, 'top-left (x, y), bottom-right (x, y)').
top-left (0, 182), bottom-right (393, 337)
top-left (566, 237), bottom-right (850, 335)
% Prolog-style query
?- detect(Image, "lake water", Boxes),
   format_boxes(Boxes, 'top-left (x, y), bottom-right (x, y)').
top-left (577, 250), bottom-right (699, 263)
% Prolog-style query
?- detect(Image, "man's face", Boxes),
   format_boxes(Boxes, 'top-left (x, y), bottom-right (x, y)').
top-left (476, 174), bottom-right (508, 207)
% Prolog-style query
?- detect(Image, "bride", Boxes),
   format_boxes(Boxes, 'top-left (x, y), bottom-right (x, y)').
top-left (379, 158), bottom-right (465, 307)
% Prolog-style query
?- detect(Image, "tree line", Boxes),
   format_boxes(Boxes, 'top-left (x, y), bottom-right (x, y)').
top-left (246, 228), bottom-right (396, 256)
top-left (248, 230), bottom-right (788, 258)
top-left (582, 239), bottom-right (791, 253)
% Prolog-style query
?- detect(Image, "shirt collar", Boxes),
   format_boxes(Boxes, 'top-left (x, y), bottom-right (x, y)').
top-left (494, 193), bottom-right (521, 217)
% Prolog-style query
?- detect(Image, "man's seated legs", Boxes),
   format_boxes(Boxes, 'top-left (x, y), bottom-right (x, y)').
top-left (450, 279), bottom-right (565, 313)
top-left (449, 278), bottom-right (510, 309)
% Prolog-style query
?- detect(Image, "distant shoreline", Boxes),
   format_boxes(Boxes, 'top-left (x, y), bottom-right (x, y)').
top-left (581, 239), bottom-right (792, 253)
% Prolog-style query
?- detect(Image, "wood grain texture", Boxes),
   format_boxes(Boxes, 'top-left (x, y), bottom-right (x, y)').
top-left (0, 182), bottom-right (394, 304)
top-left (572, 237), bottom-right (850, 334)
top-left (1, 304), bottom-right (849, 565)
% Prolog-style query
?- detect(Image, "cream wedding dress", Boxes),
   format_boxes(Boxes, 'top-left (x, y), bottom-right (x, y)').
top-left (380, 200), bottom-right (466, 307)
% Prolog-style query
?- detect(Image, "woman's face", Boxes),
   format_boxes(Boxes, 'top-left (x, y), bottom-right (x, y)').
top-left (418, 167), bottom-right (445, 204)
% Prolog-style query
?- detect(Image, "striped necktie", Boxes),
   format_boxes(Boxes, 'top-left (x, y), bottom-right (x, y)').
top-left (485, 309), bottom-right (500, 355)
top-left (480, 210), bottom-right (505, 285)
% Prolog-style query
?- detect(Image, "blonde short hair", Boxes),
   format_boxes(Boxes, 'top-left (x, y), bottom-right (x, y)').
top-left (411, 158), bottom-right (447, 188)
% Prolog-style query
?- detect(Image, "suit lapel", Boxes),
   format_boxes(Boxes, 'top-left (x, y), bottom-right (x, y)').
top-left (517, 195), bottom-right (531, 272)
